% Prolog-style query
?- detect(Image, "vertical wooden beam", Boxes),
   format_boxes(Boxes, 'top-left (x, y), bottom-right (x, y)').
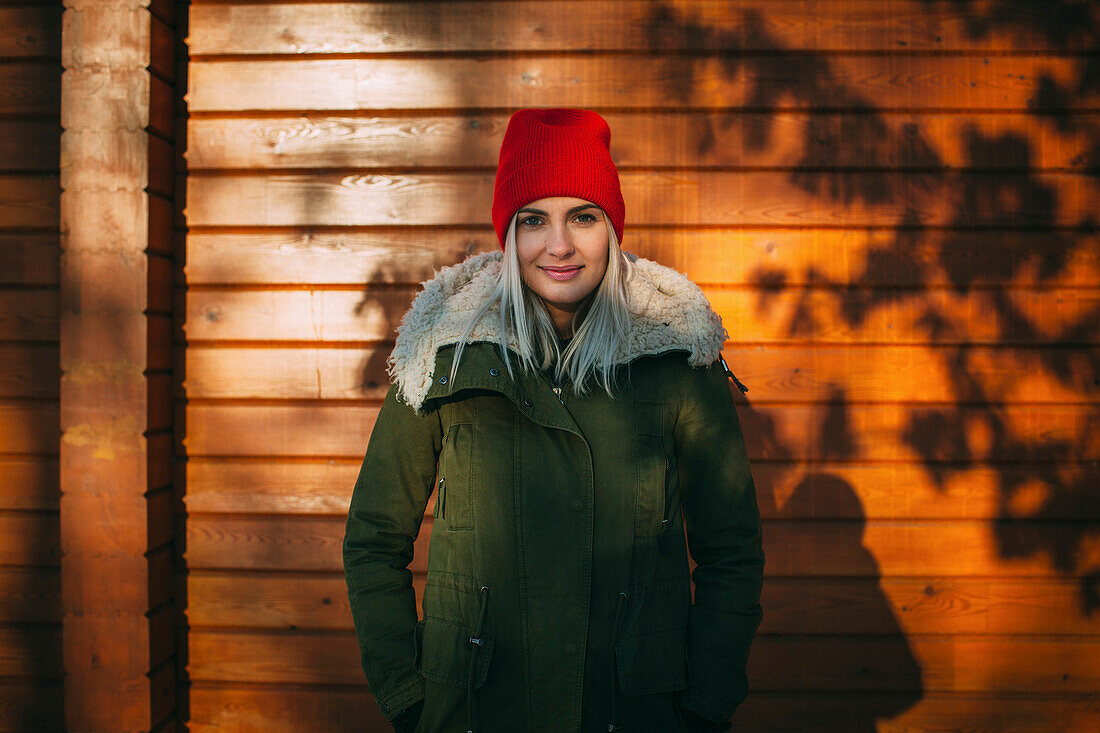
top-left (60, 0), bottom-right (176, 730)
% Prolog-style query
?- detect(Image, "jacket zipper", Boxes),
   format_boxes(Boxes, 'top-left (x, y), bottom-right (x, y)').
top-left (437, 477), bottom-right (446, 519)
top-left (659, 455), bottom-right (671, 537)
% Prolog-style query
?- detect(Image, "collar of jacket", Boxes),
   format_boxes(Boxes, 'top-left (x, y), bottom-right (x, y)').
top-left (387, 250), bottom-right (729, 412)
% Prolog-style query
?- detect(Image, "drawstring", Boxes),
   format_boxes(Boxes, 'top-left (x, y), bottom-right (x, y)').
top-left (718, 355), bottom-right (748, 393)
top-left (466, 585), bottom-right (490, 733)
top-left (607, 591), bottom-right (628, 732)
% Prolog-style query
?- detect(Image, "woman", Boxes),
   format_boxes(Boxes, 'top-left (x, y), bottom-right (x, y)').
top-left (343, 109), bottom-right (763, 733)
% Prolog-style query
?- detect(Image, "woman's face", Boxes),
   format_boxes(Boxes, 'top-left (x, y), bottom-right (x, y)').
top-left (514, 196), bottom-right (610, 334)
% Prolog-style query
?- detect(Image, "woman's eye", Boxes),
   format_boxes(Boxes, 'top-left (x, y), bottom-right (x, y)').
top-left (575, 213), bottom-right (596, 224)
top-left (520, 216), bottom-right (542, 227)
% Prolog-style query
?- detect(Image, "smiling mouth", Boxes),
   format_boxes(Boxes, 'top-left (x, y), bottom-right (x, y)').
top-left (539, 265), bottom-right (583, 281)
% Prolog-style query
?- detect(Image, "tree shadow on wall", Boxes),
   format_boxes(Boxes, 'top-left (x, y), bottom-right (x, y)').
top-left (647, 0), bottom-right (1100, 726)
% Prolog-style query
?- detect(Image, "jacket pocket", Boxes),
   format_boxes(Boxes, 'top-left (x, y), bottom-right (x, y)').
top-left (414, 617), bottom-right (494, 689)
top-left (635, 401), bottom-right (671, 538)
top-left (437, 422), bottom-right (474, 530)
top-left (614, 578), bottom-right (690, 696)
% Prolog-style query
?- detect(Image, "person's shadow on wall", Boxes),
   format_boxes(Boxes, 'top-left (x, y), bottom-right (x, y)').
top-left (775, 473), bottom-right (923, 731)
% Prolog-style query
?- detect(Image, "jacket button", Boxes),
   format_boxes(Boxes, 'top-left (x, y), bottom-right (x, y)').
top-left (380, 703), bottom-right (391, 714)
top-left (489, 367), bottom-right (499, 377)
top-left (523, 397), bottom-right (532, 407)
top-left (438, 376), bottom-right (448, 384)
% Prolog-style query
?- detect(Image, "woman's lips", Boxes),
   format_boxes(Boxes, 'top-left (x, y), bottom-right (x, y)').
top-left (540, 266), bottom-right (582, 281)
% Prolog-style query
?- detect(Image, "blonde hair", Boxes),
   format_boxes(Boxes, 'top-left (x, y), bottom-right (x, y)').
top-left (448, 210), bottom-right (634, 397)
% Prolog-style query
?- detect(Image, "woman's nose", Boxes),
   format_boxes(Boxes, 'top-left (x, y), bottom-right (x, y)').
top-left (545, 222), bottom-right (574, 257)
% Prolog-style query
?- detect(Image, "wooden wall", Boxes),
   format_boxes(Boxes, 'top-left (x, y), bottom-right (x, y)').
top-left (0, 1), bottom-right (62, 729)
top-left (59, 0), bottom-right (182, 729)
top-left (182, 1), bottom-right (1100, 730)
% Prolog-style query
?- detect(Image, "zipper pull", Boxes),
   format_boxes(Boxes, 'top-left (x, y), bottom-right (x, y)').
top-left (718, 355), bottom-right (748, 393)
top-left (552, 384), bottom-right (564, 404)
top-left (438, 477), bottom-right (446, 519)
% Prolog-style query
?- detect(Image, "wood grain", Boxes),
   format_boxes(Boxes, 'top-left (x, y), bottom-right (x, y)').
top-left (0, 176), bottom-right (59, 229)
top-left (735, 691), bottom-right (1100, 732)
top-left (182, 458), bottom-right (1100, 522)
top-left (185, 514), bottom-right (1095, 578)
top-left (0, 291), bottom-right (57, 341)
top-left (0, 681), bottom-right (64, 732)
top-left (186, 687), bottom-right (1100, 733)
top-left (184, 170), bottom-right (1100, 228)
top-left (0, 121), bottom-right (60, 173)
top-left (184, 112), bottom-right (1100, 172)
top-left (0, 567), bottom-right (59, 623)
top-left (0, 513), bottom-right (59, 567)
top-left (0, 7), bottom-right (60, 59)
top-left (183, 344), bottom-right (1099, 404)
top-left (186, 56), bottom-right (1093, 113)
top-left (0, 457), bottom-right (59, 511)
top-left (185, 628), bottom-right (1100, 692)
top-left (0, 63), bottom-right (60, 116)
top-left (185, 1), bottom-right (1100, 56)
top-left (183, 228), bottom-right (1100, 288)
top-left (0, 627), bottom-right (61, 678)
top-left (185, 572), bottom-right (1100, 636)
top-left (183, 401), bottom-right (1100, 461)
top-left (0, 346), bottom-right (58, 399)
top-left (0, 402), bottom-right (59, 455)
top-left (0, 235), bottom-right (58, 286)
top-left (182, 287), bottom-right (1100, 345)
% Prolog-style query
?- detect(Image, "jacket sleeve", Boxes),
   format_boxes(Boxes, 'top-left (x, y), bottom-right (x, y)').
top-left (673, 360), bottom-right (765, 723)
top-left (342, 383), bottom-right (442, 721)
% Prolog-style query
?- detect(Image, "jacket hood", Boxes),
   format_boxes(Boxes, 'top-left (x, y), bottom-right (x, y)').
top-left (387, 250), bottom-right (729, 410)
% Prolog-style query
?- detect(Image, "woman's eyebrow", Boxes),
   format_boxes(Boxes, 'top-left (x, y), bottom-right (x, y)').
top-left (567, 204), bottom-right (600, 214)
top-left (517, 204), bottom-right (600, 216)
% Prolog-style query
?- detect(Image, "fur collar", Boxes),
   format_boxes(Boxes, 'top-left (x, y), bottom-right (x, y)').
top-left (387, 250), bottom-right (728, 410)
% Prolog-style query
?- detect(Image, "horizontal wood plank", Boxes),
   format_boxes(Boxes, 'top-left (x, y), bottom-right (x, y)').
top-left (183, 458), bottom-right (1100, 522)
top-left (184, 112), bottom-right (1100, 172)
top-left (183, 229), bottom-right (1100, 289)
top-left (185, 572), bottom-right (1100, 636)
top-left (184, 402), bottom-right (1100, 462)
top-left (0, 63), bottom-right (60, 116)
top-left (185, 514), bottom-right (1096, 578)
top-left (0, 513), bottom-right (59, 567)
top-left (182, 287), bottom-right (1100, 345)
top-left (0, 290), bottom-right (56, 342)
top-left (0, 121), bottom-right (60, 173)
top-left (0, 626), bottom-right (61, 679)
top-left (186, 1), bottom-right (1100, 55)
top-left (0, 681), bottom-right (63, 732)
top-left (0, 7), bottom-right (60, 59)
top-left (184, 170), bottom-right (1099, 228)
top-left (0, 346), bottom-right (58, 399)
top-left (183, 344), bottom-right (1099, 404)
top-left (187, 685), bottom-right (381, 733)
top-left (0, 235), bottom-right (59, 286)
top-left (0, 568), bottom-right (59, 623)
top-left (0, 457), bottom-right (59, 511)
top-left (186, 56), bottom-right (1093, 113)
top-left (749, 634), bottom-right (1100, 694)
top-left (0, 176), bottom-right (59, 229)
top-left (186, 628), bottom-right (1100, 692)
top-left (0, 402), bottom-right (60, 455)
top-left (734, 691), bottom-right (1100, 732)
top-left (185, 687), bottom-right (1100, 733)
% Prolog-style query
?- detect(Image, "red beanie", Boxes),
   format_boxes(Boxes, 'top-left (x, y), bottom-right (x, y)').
top-left (492, 108), bottom-right (625, 249)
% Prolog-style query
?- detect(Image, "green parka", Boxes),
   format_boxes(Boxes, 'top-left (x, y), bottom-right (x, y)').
top-left (343, 251), bottom-right (764, 732)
